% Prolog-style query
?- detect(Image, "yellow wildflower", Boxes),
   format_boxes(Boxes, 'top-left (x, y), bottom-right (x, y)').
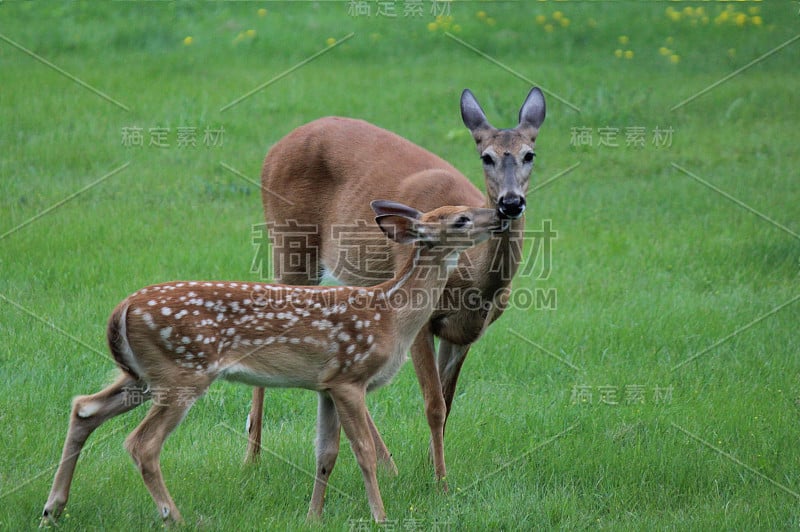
top-left (427, 22), bottom-right (438, 32)
top-left (669, 54), bottom-right (680, 64)
top-left (659, 47), bottom-right (671, 56)
top-left (614, 49), bottom-right (623, 58)
top-left (560, 17), bottom-right (570, 28)
top-left (325, 37), bottom-right (336, 46)
top-left (666, 7), bottom-right (681, 22)
top-left (183, 36), bottom-right (193, 46)
top-left (535, 14), bottom-right (546, 25)
top-left (618, 35), bottom-right (629, 45)
top-left (623, 50), bottom-right (634, 60)
top-left (257, 8), bottom-right (267, 17)
top-left (477, 10), bottom-right (487, 20)
top-left (751, 16), bottom-right (762, 26)
top-left (246, 29), bottom-right (256, 38)
top-left (553, 11), bottom-right (563, 21)
top-left (544, 23), bottom-right (554, 33)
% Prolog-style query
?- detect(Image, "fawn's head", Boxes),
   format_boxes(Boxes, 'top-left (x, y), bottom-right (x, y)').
top-left (461, 87), bottom-right (546, 220)
top-left (370, 200), bottom-right (502, 253)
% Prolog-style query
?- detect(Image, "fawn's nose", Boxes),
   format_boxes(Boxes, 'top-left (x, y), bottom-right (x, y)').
top-left (497, 194), bottom-right (526, 219)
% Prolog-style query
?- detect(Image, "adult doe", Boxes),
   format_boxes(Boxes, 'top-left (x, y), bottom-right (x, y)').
top-left (247, 88), bottom-right (546, 484)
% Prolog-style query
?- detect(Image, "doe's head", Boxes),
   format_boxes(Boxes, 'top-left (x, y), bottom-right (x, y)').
top-left (460, 87), bottom-right (546, 220)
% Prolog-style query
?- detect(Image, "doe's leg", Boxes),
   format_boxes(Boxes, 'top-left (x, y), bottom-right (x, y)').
top-left (245, 239), bottom-right (321, 462)
top-left (437, 339), bottom-right (473, 432)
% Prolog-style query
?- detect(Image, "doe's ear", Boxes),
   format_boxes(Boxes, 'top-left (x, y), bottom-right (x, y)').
top-left (518, 87), bottom-right (546, 130)
top-left (460, 89), bottom-right (492, 136)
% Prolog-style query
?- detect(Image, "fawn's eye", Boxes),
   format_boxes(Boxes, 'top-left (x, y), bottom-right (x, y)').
top-left (481, 154), bottom-right (495, 166)
top-left (453, 215), bottom-right (472, 229)
top-left (523, 151), bottom-right (535, 163)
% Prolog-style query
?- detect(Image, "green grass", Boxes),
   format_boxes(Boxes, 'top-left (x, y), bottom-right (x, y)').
top-left (2, 1), bottom-right (799, 530)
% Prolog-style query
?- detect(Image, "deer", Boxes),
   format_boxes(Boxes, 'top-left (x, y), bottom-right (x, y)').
top-left (246, 88), bottom-right (546, 485)
top-left (41, 200), bottom-right (503, 525)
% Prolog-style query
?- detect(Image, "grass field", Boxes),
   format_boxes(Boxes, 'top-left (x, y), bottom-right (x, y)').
top-left (1, 1), bottom-right (799, 530)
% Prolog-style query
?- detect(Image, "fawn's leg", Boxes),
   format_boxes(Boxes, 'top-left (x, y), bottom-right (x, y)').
top-left (308, 392), bottom-right (341, 520)
top-left (42, 374), bottom-right (149, 523)
top-left (409, 326), bottom-right (448, 485)
top-left (330, 384), bottom-right (385, 523)
top-left (124, 386), bottom-right (205, 523)
top-left (366, 411), bottom-right (397, 475)
top-left (245, 387), bottom-right (265, 462)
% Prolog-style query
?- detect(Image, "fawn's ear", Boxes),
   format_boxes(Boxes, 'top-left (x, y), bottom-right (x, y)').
top-left (371, 200), bottom-right (422, 244)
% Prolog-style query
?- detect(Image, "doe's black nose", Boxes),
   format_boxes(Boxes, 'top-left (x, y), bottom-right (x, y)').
top-left (497, 194), bottom-right (526, 219)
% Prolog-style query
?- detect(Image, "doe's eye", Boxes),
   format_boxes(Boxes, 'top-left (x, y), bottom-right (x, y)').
top-left (481, 154), bottom-right (495, 166)
top-left (523, 151), bottom-right (535, 163)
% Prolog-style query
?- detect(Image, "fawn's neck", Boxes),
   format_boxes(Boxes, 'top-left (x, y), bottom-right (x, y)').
top-left (379, 243), bottom-right (459, 334)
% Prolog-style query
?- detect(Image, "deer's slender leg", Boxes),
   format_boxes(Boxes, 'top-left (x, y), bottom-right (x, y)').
top-left (330, 384), bottom-right (385, 523)
top-left (124, 385), bottom-right (205, 524)
top-left (245, 387), bottom-right (265, 462)
top-left (42, 374), bottom-right (149, 523)
top-left (438, 340), bottom-right (473, 433)
top-left (246, 233), bottom-right (321, 462)
top-left (308, 392), bottom-right (340, 520)
top-left (366, 411), bottom-right (397, 474)
top-left (409, 326), bottom-right (447, 485)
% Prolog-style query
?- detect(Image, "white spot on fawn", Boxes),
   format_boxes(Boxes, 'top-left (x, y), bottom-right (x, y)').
top-left (77, 400), bottom-right (101, 418)
top-left (161, 307), bottom-right (172, 316)
top-left (142, 312), bottom-right (156, 329)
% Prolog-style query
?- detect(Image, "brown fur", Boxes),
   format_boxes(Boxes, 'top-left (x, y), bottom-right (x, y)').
top-left (247, 89), bottom-right (546, 484)
top-left (42, 203), bottom-right (500, 525)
